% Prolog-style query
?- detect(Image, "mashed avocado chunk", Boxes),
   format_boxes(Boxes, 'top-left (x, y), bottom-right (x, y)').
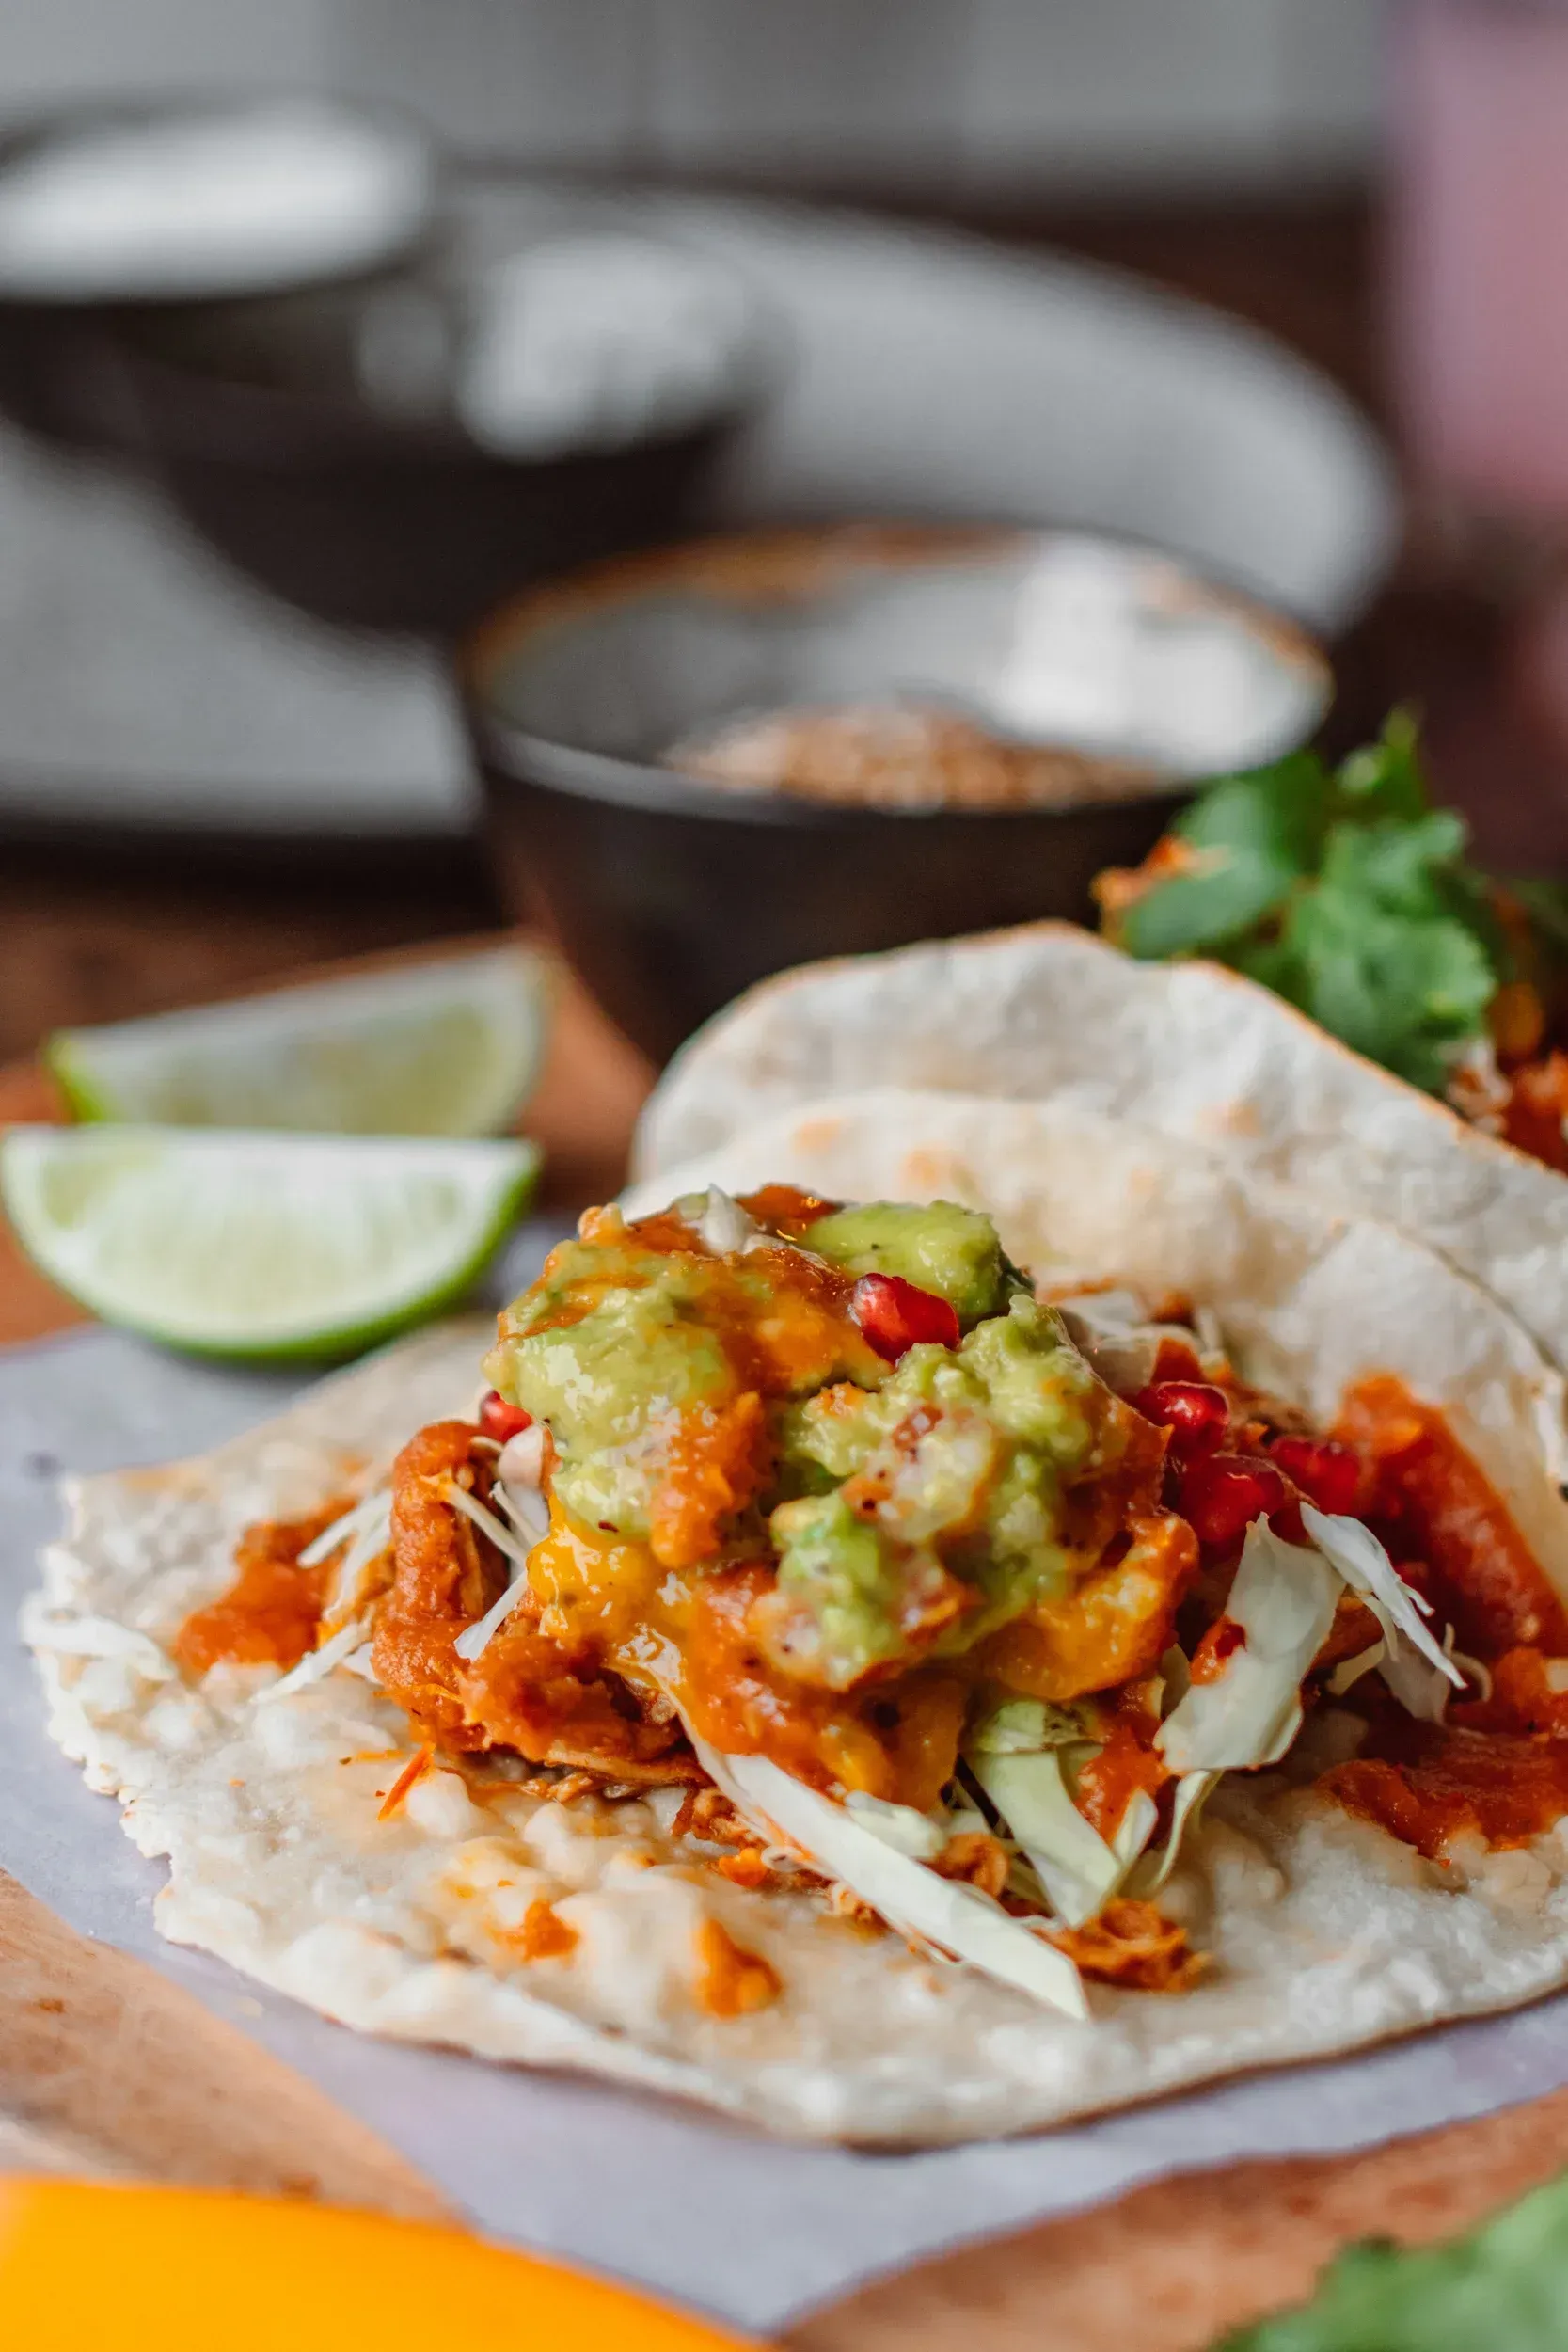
top-left (493, 1263), bottom-right (739, 1539)
top-left (771, 1295), bottom-right (1095, 1677)
top-left (782, 1297), bottom-right (1099, 1488)
top-left (803, 1199), bottom-right (1010, 1325)
top-left (488, 1195), bottom-right (1128, 1690)
top-left (768, 1492), bottom-right (959, 1688)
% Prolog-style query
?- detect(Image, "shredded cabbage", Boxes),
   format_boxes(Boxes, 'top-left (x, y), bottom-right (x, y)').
top-left (695, 1741), bottom-right (1088, 2017)
top-left (497, 1478), bottom-right (550, 1544)
top-left (1130, 1768), bottom-right (1218, 1896)
top-left (1157, 1519), bottom-right (1342, 1773)
top-left (967, 1745), bottom-right (1156, 1926)
top-left (296, 1491), bottom-right (387, 1568)
top-left (439, 1478), bottom-right (533, 1569)
top-left (1326, 1638), bottom-right (1386, 1698)
top-left (498, 1422), bottom-right (547, 1487)
top-left (1055, 1287), bottom-right (1223, 1399)
top-left (262, 1614), bottom-right (370, 1700)
top-left (452, 1565), bottom-right (531, 1661)
top-left (844, 1790), bottom-right (948, 1860)
top-left (967, 1695), bottom-right (1095, 1754)
top-left (323, 1496), bottom-right (394, 1626)
top-left (1301, 1501), bottom-right (1464, 1722)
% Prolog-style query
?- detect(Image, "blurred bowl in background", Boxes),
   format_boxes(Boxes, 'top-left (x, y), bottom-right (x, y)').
top-left (462, 523), bottom-right (1329, 1060)
top-left (638, 190), bottom-right (1398, 642)
top-left (102, 208), bottom-right (776, 634)
top-left (0, 93), bottom-right (436, 446)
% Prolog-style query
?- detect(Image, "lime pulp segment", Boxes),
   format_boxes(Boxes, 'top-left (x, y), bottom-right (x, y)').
top-left (46, 945), bottom-right (550, 1137)
top-left (0, 1126), bottom-right (540, 1359)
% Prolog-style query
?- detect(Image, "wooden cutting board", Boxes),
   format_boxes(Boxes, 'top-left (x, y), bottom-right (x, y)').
top-left (4, 935), bottom-right (1567, 2349)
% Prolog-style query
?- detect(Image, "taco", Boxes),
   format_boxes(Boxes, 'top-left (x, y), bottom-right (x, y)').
top-left (29, 1108), bottom-right (1568, 2143)
top-left (633, 922), bottom-right (1568, 1380)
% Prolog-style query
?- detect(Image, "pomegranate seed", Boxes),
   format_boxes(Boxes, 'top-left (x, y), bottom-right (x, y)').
top-left (479, 1390), bottom-right (532, 1441)
top-left (851, 1273), bottom-right (960, 1361)
top-left (1268, 1435), bottom-right (1361, 1517)
top-left (1178, 1451), bottom-right (1295, 1552)
top-left (1134, 1380), bottom-right (1229, 1456)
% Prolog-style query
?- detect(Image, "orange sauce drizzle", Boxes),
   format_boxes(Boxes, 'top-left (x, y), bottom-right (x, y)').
top-left (1321, 1713), bottom-right (1568, 1860)
top-left (1336, 1376), bottom-right (1568, 1655)
top-left (692, 1917), bottom-right (781, 2017)
top-left (510, 1899), bottom-right (578, 1962)
top-left (172, 1498), bottom-right (353, 1677)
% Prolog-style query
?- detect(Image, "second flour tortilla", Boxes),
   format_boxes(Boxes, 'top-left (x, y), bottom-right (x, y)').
top-left (633, 923), bottom-right (1568, 1377)
top-left (28, 1107), bottom-right (1568, 2143)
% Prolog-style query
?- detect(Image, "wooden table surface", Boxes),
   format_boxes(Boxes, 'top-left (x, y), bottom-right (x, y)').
top-left (6, 186), bottom-right (1568, 2347)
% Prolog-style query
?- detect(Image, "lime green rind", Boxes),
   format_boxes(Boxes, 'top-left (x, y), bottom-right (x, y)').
top-left (0, 1132), bottom-right (540, 1365)
top-left (43, 1036), bottom-right (114, 1125)
top-left (40, 945), bottom-right (552, 1138)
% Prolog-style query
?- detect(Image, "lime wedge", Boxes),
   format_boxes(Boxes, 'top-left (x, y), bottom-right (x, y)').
top-left (46, 946), bottom-right (549, 1137)
top-left (0, 1126), bottom-right (539, 1359)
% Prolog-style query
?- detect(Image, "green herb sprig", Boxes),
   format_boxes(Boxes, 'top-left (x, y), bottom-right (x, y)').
top-left (1216, 2169), bottom-right (1568, 2350)
top-left (1102, 713), bottom-right (1526, 1094)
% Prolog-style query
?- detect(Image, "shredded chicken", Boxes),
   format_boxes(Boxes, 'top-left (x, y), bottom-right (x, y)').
top-left (671, 1787), bottom-right (749, 1844)
top-left (932, 1829), bottom-right (1011, 1900)
top-left (371, 1421), bottom-right (703, 1783)
top-left (1051, 1899), bottom-right (1205, 1992)
top-left (714, 1846), bottom-right (786, 1892)
top-left (1498, 1051), bottom-right (1568, 1175)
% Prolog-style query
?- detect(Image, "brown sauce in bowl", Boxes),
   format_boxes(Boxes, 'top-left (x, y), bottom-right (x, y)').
top-left (666, 700), bottom-right (1158, 812)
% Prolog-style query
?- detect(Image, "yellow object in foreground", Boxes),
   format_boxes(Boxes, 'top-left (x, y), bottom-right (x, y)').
top-left (0, 2180), bottom-right (750, 2352)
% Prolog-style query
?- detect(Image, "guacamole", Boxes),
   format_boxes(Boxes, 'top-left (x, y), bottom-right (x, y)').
top-left (485, 1190), bottom-right (1131, 1690)
top-left (800, 1199), bottom-right (1009, 1325)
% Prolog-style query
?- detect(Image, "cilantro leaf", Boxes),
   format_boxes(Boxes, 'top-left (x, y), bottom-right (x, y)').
top-left (1278, 890), bottom-right (1497, 1090)
top-left (1115, 850), bottom-right (1290, 961)
top-left (1217, 2169), bottom-right (1568, 2350)
top-left (1316, 810), bottom-right (1469, 919)
top-left (1101, 713), bottom-right (1518, 1096)
top-left (1117, 755), bottom-right (1328, 959)
top-left (1173, 751), bottom-right (1332, 870)
top-left (1332, 704), bottom-right (1427, 822)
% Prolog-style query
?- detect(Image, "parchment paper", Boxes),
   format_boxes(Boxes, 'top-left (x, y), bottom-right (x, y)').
top-left (6, 1268), bottom-right (1568, 2331)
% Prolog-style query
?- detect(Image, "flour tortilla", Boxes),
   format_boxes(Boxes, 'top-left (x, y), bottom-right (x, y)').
top-left (27, 1124), bottom-right (1568, 2146)
top-left (634, 923), bottom-right (1568, 1379)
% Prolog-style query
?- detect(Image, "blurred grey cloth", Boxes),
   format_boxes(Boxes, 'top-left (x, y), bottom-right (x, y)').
top-left (0, 423), bottom-right (471, 834)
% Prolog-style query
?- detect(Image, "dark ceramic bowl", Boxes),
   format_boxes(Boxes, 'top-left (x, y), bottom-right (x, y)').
top-left (102, 208), bottom-right (774, 635)
top-left (0, 94), bottom-right (436, 449)
top-left (461, 525), bottom-right (1330, 1062)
